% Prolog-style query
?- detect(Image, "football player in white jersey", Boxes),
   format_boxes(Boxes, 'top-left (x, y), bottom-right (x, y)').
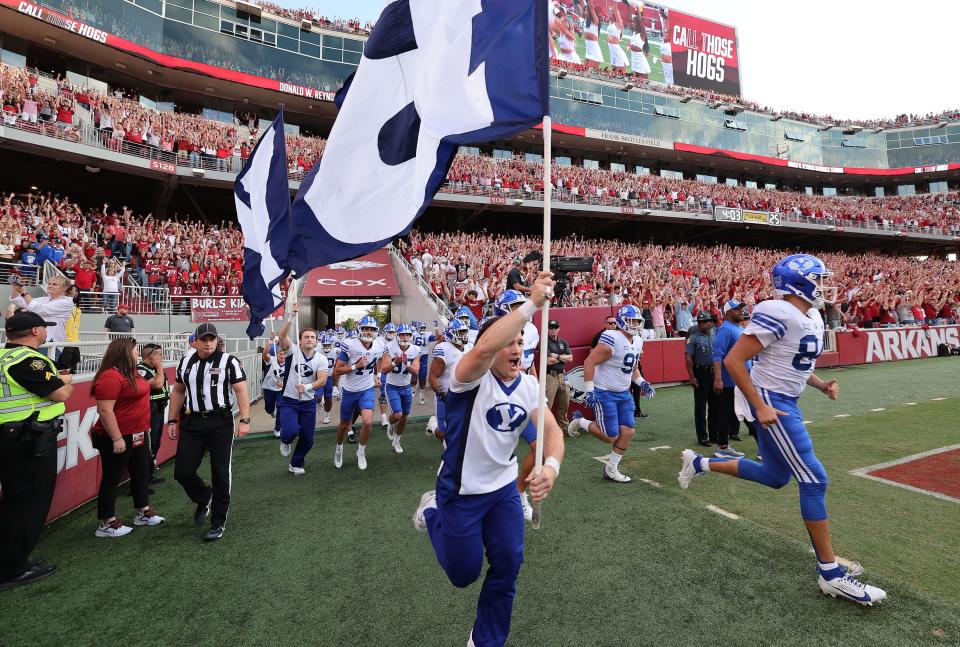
top-left (678, 254), bottom-right (887, 606)
top-left (318, 334), bottom-right (337, 425)
top-left (332, 316), bottom-right (385, 470)
top-left (275, 305), bottom-right (328, 475)
top-left (455, 306), bottom-right (479, 345)
top-left (412, 320), bottom-right (437, 405)
top-left (494, 290), bottom-right (539, 376)
top-left (413, 272), bottom-right (564, 647)
top-left (379, 323), bottom-right (420, 454)
top-left (427, 319), bottom-right (472, 441)
top-left (378, 323), bottom-right (398, 428)
top-left (569, 305), bottom-right (655, 483)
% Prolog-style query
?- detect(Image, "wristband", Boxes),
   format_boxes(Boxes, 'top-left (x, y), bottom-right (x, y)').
top-left (350, 363), bottom-right (356, 371)
top-left (518, 300), bottom-right (537, 320)
top-left (583, 380), bottom-right (594, 393)
top-left (239, 417), bottom-right (251, 424)
top-left (545, 456), bottom-right (561, 476)
top-left (632, 376), bottom-right (646, 387)
top-left (167, 419), bottom-right (178, 425)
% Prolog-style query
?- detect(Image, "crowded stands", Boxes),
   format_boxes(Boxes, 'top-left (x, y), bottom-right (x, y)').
top-left (399, 231), bottom-right (960, 333)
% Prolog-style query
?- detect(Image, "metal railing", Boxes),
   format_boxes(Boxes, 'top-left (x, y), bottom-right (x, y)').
top-left (388, 246), bottom-right (454, 321)
top-left (0, 261), bottom-right (43, 286)
top-left (74, 285), bottom-right (170, 315)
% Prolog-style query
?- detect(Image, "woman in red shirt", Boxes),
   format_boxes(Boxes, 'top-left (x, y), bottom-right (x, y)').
top-left (90, 338), bottom-right (164, 538)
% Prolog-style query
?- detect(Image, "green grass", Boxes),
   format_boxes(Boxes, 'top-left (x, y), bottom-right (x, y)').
top-left (571, 33), bottom-right (666, 82)
top-left (4, 358), bottom-right (960, 646)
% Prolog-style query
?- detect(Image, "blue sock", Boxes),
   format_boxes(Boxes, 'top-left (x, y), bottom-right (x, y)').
top-left (693, 455), bottom-right (709, 474)
top-left (818, 562), bottom-right (843, 580)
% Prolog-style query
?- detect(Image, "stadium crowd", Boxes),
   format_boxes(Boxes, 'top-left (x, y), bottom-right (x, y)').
top-left (398, 231), bottom-right (960, 334)
top-left (253, 1), bottom-right (376, 35)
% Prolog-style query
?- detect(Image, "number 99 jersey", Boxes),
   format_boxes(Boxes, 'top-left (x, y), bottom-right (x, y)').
top-left (744, 299), bottom-right (824, 398)
top-left (594, 330), bottom-right (644, 392)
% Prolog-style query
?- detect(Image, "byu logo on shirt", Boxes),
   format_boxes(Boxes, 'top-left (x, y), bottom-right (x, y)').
top-left (485, 403), bottom-right (528, 433)
top-left (299, 364), bottom-right (314, 378)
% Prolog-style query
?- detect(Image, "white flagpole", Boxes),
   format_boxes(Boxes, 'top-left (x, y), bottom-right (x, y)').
top-left (289, 277), bottom-right (305, 399)
top-left (531, 114), bottom-right (552, 530)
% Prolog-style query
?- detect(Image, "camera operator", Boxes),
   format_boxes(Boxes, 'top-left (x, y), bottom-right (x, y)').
top-left (506, 258), bottom-right (532, 295)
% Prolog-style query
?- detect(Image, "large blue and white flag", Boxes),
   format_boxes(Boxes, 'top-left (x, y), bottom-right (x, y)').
top-left (288, 0), bottom-right (549, 275)
top-left (235, 109), bottom-right (292, 338)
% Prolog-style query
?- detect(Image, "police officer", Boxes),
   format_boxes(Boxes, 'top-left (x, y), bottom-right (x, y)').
top-left (0, 311), bottom-right (73, 591)
top-left (685, 311), bottom-right (718, 447)
top-left (545, 319), bottom-right (573, 433)
top-left (167, 323), bottom-right (250, 542)
top-left (137, 343), bottom-right (170, 482)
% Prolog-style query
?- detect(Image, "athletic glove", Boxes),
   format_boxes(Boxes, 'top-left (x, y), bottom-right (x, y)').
top-left (583, 380), bottom-right (596, 407)
top-left (636, 379), bottom-right (656, 399)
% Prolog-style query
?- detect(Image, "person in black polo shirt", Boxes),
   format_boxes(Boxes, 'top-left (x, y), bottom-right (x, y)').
top-left (544, 319), bottom-right (573, 432)
top-left (166, 323), bottom-right (250, 542)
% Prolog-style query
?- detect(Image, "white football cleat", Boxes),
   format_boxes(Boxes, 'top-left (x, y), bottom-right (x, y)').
top-left (392, 437), bottom-right (403, 454)
top-left (386, 423), bottom-right (396, 441)
top-left (279, 442), bottom-right (292, 457)
top-left (566, 419), bottom-right (581, 438)
top-left (357, 450), bottom-right (367, 470)
top-left (413, 490), bottom-right (436, 532)
top-left (334, 444), bottom-right (343, 469)
top-left (322, 412), bottom-right (331, 425)
top-left (818, 571), bottom-right (887, 606)
top-left (677, 449), bottom-right (703, 490)
top-left (426, 415), bottom-right (438, 436)
top-left (288, 465), bottom-right (306, 476)
top-left (521, 492), bottom-right (533, 523)
top-left (273, 429), bottom-right (280, 438)
top-left (333, 386), bottom-right (341, 400)
top-left (603, 463), bottom-right (632, 483)
top-left (381, 413), bottom-right (388, 428)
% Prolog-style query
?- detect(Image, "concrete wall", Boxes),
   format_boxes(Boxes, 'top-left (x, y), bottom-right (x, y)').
top-left (389, 251), bottom-right (446, 325)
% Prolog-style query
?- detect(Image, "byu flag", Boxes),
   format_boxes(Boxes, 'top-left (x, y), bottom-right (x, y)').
top-left (288, 0), bottom-right (549, 275)
top-left (236, 109), bottom-right (292, 338)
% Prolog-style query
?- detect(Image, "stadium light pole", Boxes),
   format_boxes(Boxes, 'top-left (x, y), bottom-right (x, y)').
top-left (531, 114), bottom-right (552, 530)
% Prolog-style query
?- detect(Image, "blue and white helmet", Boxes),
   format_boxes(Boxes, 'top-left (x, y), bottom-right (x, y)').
top-left (412, 320), bottom-right (426, 333)
top-left (383, 322), bottom-right (397, 341)
top-left (357, 315), bottom-right (379, 343)
top-left (494, 289), bottom-right (527, 316)
top-left (335, 326), bottom-right (346, 340)
top-left (615, 304), bottom-right (645, 336)
top-left (320, 334), bottom-right (335, 353)
top-left (346, 329), bottom-right (358, 339)
top-left (771, 254), bottom-right (835, 309)
top-left (455, 306), bottom-right (472, 327)
top-left (396, 323), bottom-right (414, 348)
top-left (444, 319), bottom-right (470, 346)
top-left (478, 316), bottom-right (493, 329)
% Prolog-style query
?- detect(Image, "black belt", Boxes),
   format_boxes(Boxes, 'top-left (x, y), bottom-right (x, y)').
top-left (186, 408), bottom-right (231, 418)
top-left (547, 369), bottom-right (565, 375)
top-left (694, 365), bottom-right (714, 370)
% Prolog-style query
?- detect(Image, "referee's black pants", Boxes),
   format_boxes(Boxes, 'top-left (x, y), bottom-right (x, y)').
top-left (0, 425), bottom-right (57, 581)
top-left (692, 366), bottom-right (719, 444)
top-left (175, 411), bottom-right (234, 528)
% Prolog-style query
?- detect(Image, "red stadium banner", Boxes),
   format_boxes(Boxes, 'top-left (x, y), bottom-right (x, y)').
top-left (3, 0), bottom-right (335, 102)
top-left (302, 249), bottom-right (400, 297)
top-left (45, 368), bottom-right (178, 522)
top-left (190, 297), bottom-right (251, 322)
top-left (835, 325), bottom-right (960, 365)
top-left (666, 9), bottom-right (740, 96)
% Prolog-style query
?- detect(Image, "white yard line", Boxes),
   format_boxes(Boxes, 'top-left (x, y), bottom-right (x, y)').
top-left (870, 408), bottom-right (886, 412)
top-left (706, 505), bottom-right (740, 520)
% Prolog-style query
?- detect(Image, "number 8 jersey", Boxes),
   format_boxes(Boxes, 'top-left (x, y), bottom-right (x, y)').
top-left (594, 330), bottom-right (644, 392)
top-left (744, 299), bottom-right (824, 398)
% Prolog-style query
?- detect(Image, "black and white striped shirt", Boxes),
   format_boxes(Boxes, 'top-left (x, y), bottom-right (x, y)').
top-left (176, 350), bottom-right (246, 413)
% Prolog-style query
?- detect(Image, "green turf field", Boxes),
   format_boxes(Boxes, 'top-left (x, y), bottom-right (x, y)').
top-left (4, 358), bottom-right (960, 646)
top-left (571, 33), bottom-right (666, 83)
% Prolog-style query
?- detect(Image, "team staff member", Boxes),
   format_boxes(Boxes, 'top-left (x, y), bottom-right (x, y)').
top-left (712, 300), bottom-right (748, 458)
top-left (0, 312), bottom-right (72, 591)
top-left (167, 323), bottom-right (250, 542)
top-left (685, 311), bottom-right (718, 448)
top-left (137, 343), bottom-right (170, 482)
top-left (544, 320), bottom-right (572, 432)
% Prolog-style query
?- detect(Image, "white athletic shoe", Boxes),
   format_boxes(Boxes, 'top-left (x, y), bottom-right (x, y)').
top-left (334, 386), bottom-right (341, 400)
top-left (521, 492), bottom-right (533, 523)
top-left (677, 449), bottom-right (703, 490)
top-left (357, 450), bottom-right (367, 470)
top-left (392, 437), bottom-right (403, 454)
top-left (566, 419), bottom-right (581, 438)
top-left (334, 444), bottom-right (343, 469)
top-left (322, 412), bottom-right (331, 425)
top-left (279, 442), bottom-right (292, 457)
top-left (381, 413), bottom-right (388, 428)
top-left (419, 393), bottom-right (425, 405)
top-left (133, 507), bottom-right (165, 526)
top-left (818, 570), bottom-right (887, 606)
top-left (387, 423), bottom-right (396, 441)
top-left (467, 633), bottom-right (476, 647)
top-left (426, 415), bottom-right (438, 436)
top-left (413, 490), bottom-right (436, 532)
top-left (288, 465), bottom-right (306, 476)
top-left (273, 430), bottom-right (281, 438)
top-left (95, 518), bottom-right (132, 538)
top-left (603, 463), bottom-right (632, 483)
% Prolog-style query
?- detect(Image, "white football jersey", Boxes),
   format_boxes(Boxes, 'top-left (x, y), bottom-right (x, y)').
top-left (521, 321), bottom-right (539, 371)
top-left (262, 353), bottom-right (284, 391)
top-left (413, 332), bottom-right (435, 356)
top-left (281, 348), bottom-right (327, 401)
top-left (384, 341), bottom-right (421, 387)
top-left (439, 370), bottom-right (541, 495)
top-left (594, 329), bottom-right (643, 392)
top-left (323, 346), bottom-right (337, 376)
top-left (432, 341), bottom-right (470, 390)
top-left (338, 337), bottom-right (386, 392)
top-left (744, 299), bottom-right (824, 398)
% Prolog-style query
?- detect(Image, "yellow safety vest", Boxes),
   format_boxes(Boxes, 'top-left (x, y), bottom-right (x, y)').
top-left (138, 362), bottom-right (170, 401)
top-left (0, 346), bottom-right (66, 424)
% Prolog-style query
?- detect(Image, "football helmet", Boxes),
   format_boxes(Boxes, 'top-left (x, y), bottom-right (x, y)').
top-left (357, 315), bottom-right (379, 343)
top-left (320, 334), bottom-right (334, 354)
top-left (494, 289), bottom-right (527, 316)
top-left (444, 319), bottom-right (470, 346)
top-left (413, 320), bottom-right (426, 333)
top-left (335, 326), bottom-right (346, 340)
top-left (615, 305), bottom-right (645, 336)
top-left (771, 254), bottom-right (836, 309)
top-left (383, 322), bottom-right (397, 341)
top-left (396, 323), bottom-right (414, 349)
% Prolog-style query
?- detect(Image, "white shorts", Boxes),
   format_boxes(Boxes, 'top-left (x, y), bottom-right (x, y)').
top-left (608, 41), bottom-right (628, 68)
top-left (558, 49), bottom-right (581, 65)
top-left (584, 38), bottom-right (604, 63)
top-left (662, 60), bottom-right (674, 84)
top-left (631, 51), bottom-right (651, 74)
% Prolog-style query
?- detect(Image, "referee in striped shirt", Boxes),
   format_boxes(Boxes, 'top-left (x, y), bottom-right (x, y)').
top-left (167, 323), bottom-right (250, 541)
